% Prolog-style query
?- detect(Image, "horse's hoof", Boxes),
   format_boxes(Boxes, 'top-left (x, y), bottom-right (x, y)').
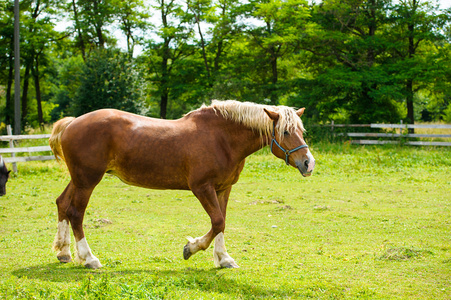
top-left (57, 255), bottom-right (72, 263)
top-left (183, 243), bottom-right (192, 260)
top-left (84, 262), bottom-right (102, 269)
top-left (221, 261), bottom-right (240, 269)
top-left (84, 258), bottom-right (102, 269)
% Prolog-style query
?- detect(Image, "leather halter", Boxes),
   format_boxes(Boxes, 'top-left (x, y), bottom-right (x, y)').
top-left (270, 122), bottom-right (308, 165)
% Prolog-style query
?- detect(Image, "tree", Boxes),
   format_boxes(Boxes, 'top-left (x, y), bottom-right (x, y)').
top-left (116, 0), bottom-right (151, 59)
top-left (73, 48), bottom-right (148, 116)
top-left (49, 55), bottom-right (84, 120)
top-left (21, 0), bottom-right (64, 127)
top-left (387, 0), bottom-right (447, 129)
top-left (291, 0), bottom-right (403, 123)
top-left (146, 0), bottom-right (193, 119)
top-left (67, 0), bottom-right (116, 60)
top-left (245, 0), bottom-right (311, 104)
top-left (186, 0), bottom-right (243, 93)
top-left (0, 0), bottom-right (15, 126)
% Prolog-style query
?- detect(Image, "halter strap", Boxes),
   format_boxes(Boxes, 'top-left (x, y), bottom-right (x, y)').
top-left (270, 122), bottom-right (308, 165)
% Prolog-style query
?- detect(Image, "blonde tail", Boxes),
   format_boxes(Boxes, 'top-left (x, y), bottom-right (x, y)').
top-left (49, 117), bottom-right (75, 162)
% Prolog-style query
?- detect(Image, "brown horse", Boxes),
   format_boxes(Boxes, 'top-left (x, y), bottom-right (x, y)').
top-left (49, 100), bottom-right (315, 269)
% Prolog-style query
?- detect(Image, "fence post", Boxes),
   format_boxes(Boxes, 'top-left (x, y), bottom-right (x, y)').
top-left (6, 125), bottom-right (18, 173)
top-left (400, 120), bottom-right (403, 135)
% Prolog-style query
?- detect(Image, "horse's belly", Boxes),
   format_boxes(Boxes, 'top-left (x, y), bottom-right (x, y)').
top-left (107, 169), bottom-right (190, 190)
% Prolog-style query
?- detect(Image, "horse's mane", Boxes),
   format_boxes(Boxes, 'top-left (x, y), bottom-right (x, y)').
top-left (191, 100), bottom-right (305, 140)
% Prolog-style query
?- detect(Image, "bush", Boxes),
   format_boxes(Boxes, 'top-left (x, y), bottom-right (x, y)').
top-left (443, 103), bottom-right (451, 123)
top-left (73, 49), bottom-right (148, 116)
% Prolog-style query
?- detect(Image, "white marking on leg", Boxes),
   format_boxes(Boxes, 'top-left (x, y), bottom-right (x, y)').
top-left (75, 237), bottom-right (102, 269)
top-left (213, 232), bottom-right (239, 268)
top-left (53, 220), bottom-right (72, 262)
top-left (186, 234), bottom-right (210, 255)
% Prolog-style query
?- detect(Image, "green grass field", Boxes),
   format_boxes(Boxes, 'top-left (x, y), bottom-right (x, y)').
top-left (1, 143), bottom-right (450, 299)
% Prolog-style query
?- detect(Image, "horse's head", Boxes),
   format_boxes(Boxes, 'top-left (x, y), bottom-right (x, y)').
top-left (0, 156), bottom-right (10, 196)
top-left (264, 107), bottom-right (315, 177)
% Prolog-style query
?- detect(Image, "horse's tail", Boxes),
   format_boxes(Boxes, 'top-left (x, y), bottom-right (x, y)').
top-left (49, 117), bottom-right (75, 162)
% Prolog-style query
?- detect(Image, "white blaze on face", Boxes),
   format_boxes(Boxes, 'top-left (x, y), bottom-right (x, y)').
top-left (306, 149), bottom-right (315, 173)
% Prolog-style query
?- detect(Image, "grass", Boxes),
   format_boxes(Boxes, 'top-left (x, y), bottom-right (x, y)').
top-left (0, 143), bottom-right (450, 299)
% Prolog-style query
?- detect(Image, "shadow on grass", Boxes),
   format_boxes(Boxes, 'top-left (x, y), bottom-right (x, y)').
top-left (11, 263), bottom-right (298, 298)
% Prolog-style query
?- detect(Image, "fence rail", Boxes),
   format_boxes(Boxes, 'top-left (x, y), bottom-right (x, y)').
top-left (321, 121), bottom-right (451, 146)
top-left (1, 125), bottom-right (53, 172)
top-left (1, 121), bottom-right (450, 173)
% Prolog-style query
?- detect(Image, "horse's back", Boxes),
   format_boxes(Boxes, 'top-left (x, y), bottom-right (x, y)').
top-left (61, 109), bottom-right (196, 189)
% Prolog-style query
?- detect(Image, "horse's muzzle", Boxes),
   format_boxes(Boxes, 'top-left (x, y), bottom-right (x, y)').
top-left (296, 151), bottom-right (315, 177)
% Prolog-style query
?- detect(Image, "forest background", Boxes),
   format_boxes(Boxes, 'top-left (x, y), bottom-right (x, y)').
top-left (1, 0), bottom-right (451, 132)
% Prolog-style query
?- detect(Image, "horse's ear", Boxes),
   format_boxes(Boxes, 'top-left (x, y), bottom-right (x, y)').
top-left (296, 108), bottom-right (305, 117)
top-left (263, 108), bottom-right (279, 121)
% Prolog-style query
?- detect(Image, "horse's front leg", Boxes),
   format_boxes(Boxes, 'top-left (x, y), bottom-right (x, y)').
top-left (184, 186), bottom-right (239, 268)
top-left (214, 232), bottom-right (239, 268)
top-left (213, 187), bottom-right (239, 268)
top-left (184, 184), bottom-right (224, 261)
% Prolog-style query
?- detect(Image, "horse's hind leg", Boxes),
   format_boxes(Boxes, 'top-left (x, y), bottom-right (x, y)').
top-left (69, 186), bottom-right (102, 269)
top-left (53, 183), bottom-right (73, 263)
top-left (54, 180), bottom-right (102, 269)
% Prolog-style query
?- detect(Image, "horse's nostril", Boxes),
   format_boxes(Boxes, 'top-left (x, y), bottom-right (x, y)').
top-left (304, 160), bottom-right (309, 169)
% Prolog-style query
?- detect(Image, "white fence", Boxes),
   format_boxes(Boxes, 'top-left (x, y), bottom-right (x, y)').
top-left (325, 121), bottom-right (451, 146)
top-left (0, 125), bottom-right (54, 172)
top-left (1, 122), bottom-right (450, 173)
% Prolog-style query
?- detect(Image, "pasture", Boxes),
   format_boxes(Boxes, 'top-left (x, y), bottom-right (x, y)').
top-left (0, 143), bottom-right (450, 299)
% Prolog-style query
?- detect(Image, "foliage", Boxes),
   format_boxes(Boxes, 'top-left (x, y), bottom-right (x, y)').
top-left (1, 0), bottom-right (451, 129)
top-left (72, 48), bottom-right (148, 116)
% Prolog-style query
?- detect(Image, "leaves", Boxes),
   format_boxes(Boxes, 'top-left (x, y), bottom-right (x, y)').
top-left (1, 0), bottom-right (451, 128)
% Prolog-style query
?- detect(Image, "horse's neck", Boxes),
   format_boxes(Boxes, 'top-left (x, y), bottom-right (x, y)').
top-left (222, 121), bottom-right (270, 161)
top-left (188, 109), bottom-right (269, 161)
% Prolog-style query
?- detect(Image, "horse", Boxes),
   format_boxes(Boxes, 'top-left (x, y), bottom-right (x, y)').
top-left (49, 100), bottom-right (315, 269)
top-left (0, 156), bottom-right (10, 196)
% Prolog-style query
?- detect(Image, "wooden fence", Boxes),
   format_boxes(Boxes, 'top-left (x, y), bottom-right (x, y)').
top-left (324, 121), bottom-right (451, 146)
top-left (1, 121), bottom-right (450, 173)
top-left (0, 125), bottom-right (53, 173)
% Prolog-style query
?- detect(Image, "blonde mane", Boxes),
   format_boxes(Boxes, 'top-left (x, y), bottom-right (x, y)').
top-left (194, 100), bottom-right (305, 140)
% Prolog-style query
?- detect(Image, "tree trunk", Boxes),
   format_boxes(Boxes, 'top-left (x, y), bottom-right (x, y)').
top-left (405, 0), bottom-right (417, 133)
top-left (160, 39), bottom-right (170, 119)
top-left (160, 57), bottom-right (169, 119)
top-left (406, 79), bottom-right (414, 133)
top-left (72, 0), bottom-right (86, 60)
top-left (93, 0), bottom-right (105, 48)
top-left (96, 25), bottom-right (105, 48)
top-left (32, 55), bottom-right (44, 127)
top-left (269, 45), bottom-right (278, 104)
top-left (5, 48), bottom-right (14, 125)
top-left (21, 62), bottom-right (31, 124)
top-left (194, 12), bottom-right (211, 81)
top-left (214, 39), bottom-right (223, 72)
top-left (160, 91), bottom-right (168, 119)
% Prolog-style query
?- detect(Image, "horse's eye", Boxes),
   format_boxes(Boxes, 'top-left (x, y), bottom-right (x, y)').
top-left (284, 131), bottom-right (290, 136)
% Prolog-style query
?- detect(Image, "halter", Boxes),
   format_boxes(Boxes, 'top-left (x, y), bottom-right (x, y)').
top-left (270, 122), bottom-right (308, 165)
